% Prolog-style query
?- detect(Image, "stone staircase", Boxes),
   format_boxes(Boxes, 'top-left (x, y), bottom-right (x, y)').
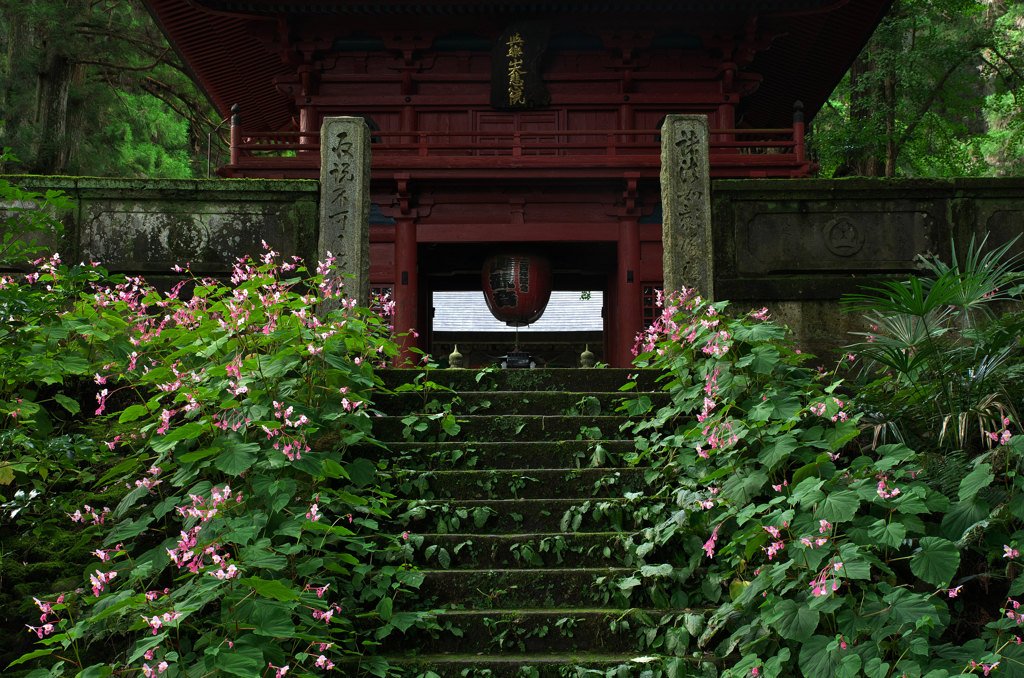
top-left (353, 368), bottom-right (719, 678)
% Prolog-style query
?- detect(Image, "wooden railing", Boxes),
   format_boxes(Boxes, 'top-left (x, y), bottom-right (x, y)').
top-left (230, 128), bottom-right (805, 163)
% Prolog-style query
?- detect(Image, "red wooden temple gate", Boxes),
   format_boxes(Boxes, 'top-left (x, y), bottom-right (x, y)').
top-left (143, 0), bottom-right (893, 366)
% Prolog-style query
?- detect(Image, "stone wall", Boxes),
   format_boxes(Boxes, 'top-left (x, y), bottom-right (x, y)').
top-left (1, 177), bottom-right (319, 280)
top-left (711, 177), bottom-right (1024, 357)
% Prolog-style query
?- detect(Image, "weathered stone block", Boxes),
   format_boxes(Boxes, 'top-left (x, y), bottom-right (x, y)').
top-left (660, 115), bottom-right (712, 300)
top-left (320, 117), bottom-right (371, 306)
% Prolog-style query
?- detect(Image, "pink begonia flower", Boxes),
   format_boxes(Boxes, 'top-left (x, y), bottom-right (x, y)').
top-left (1006, 545), bottom-right (1020, 558)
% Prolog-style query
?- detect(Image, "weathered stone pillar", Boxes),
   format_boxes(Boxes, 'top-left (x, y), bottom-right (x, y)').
top-left (660, 115), bottom-right (713, 301)
top-left (319, 117), bottom-right (371, 307)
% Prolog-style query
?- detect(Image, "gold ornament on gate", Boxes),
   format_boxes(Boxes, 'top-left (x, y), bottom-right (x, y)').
top-left (507, 33), bottom-right (526, 105)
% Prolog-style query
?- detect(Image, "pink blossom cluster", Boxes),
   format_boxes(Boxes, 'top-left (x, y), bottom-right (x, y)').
top-left (142, 611), bottom-right (182, 635)
top-left (762, 541), bottom-right (785, 561)
top-left (141, 661), bottom-right (170, 677)
top-left (876, 476), bottom-right (900, 500)
top-left (305, 583), bottom-right (331, 598)
top-left (968, 661), bottom-right (1000, 676)
top-left (312, 604), bottom-right (344, 623)
top-left (315, 655), bottom-right (336, 670)
top-left (26, 595), bottom-right (64, 638)
top-left (1005, 545), bottom-right (1020, 559)
top-left (702, 524), bottom-right (721, 559)
top-left (68, 505), bottom-right (111, 525)
top-left (92, 542), bottom-right (123, 562)
top-left (270, 663), bottom-right (291, 678)
top-left (810, 561), bottom-right (844, 597)
top-left (89, 569), bottom-right (118, 596)
top-left (176, 485), bottom-right (241, 523)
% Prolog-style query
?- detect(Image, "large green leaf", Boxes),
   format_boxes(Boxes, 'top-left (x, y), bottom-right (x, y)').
top-left (941, 496), bottom-right (990, 542)
top-left (237, 576), bottom-right (300, 601)
top-left (868, 519), bottom-right (907, 548)
top-left (818, 490), bottom-right (860, 524)
top-left (799, 635), bottom-right (839, 678)
top-left (214, 441), bottom-right (259, 476)
top-left (249, 600), bottom-right (296, 638)
top-left (910, 537), bottom-right (960, 587)
top-left (999, 640), bottom-right (1024, 678)
top-left (958, 463), bottom-right (994, 502)
top-left (151, 422), bottom-right (205, 453)
top-left (770, 599), bottom-right (820, 641)
top-left (344, 458), bottom-right (377, 488)
top-left (215, 644), bottom-right (264, 676)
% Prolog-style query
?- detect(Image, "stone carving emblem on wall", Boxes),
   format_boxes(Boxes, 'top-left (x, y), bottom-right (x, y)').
top-left (165, 214), bottom-right (211, 259)
top-left (823, 217), bottom-right (864, 257)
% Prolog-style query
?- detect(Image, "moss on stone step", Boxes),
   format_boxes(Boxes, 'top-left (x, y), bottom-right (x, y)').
top-left (392, 468), bottom-right (649, 501)
top-left (375, 368), bottom-right (664, 393)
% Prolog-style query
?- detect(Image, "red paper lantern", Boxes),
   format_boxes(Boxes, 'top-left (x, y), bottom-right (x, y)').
top-left (481, 253), bottom-right (553, 327)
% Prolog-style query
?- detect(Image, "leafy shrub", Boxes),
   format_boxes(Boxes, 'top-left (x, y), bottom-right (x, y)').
top-left (617, 288), bottom-right (1024, 678)
top-left (8, 247), bottom-right (428, 677)
top-left (843, 235), bottom-right (1024, 452)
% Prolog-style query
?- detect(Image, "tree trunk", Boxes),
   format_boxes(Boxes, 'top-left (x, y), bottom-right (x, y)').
top-left (1, 2), bottom-right (39, 171)
top-left (884, 71), bottom-right (897, 177)
top-left (31, 45), bottom-right (75, 174)
top-left (849, 48), bottom-right (885, 177)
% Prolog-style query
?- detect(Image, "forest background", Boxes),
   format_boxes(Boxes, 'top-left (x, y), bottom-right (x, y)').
top-left (1, 0), bottom-right (1024, 179)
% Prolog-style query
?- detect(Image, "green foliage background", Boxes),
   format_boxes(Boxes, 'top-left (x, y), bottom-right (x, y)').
top-left (0, 0), bottom-right (219, 178)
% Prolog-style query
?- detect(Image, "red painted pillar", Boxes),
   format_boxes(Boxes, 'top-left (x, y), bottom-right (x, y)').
top-left (394, 218), bottom-right (418, 366)
top-left (617, 218), bottom-right (642, 368)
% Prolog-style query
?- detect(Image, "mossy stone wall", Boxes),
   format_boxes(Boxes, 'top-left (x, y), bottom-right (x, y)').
top-left (710, 177), bottom-right (1024, 357)
top-left (2, 176), bottom-right (319, 277)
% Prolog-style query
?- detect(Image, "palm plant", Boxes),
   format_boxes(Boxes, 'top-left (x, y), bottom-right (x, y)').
top-left (843, 234), bottom-right (1024, 452)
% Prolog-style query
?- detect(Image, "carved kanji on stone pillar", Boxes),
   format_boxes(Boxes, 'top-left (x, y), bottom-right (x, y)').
top-left (661, 115), bottom-right (713, 301)
top-left (319, 117), bottom-right (371, 308)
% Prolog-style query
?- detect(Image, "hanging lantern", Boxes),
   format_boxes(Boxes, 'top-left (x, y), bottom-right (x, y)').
top-left (481, 253), bottom-right (553, 327)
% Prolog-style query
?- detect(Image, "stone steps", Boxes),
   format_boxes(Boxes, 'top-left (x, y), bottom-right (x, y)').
top-left (371, 415), bottom-right (637, 443)
top-left (389, 468), bottom-right (650, 501)
top-left (375, 532), bottom-right (677, 569)
top-left (390, 498), bottom-right (669, 534)
top-left (365, 368), bottom-right (699, 677)
top-left (363, 440), bottom-right (641, 470)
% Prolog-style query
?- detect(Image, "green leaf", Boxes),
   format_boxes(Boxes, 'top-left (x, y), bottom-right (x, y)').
top-left (150, 422), bottom-right (205, 453)
top-left (437, 548), bottom-right (451, 569)
top-left (757, 434), bottom-right (798, 471)
top-left (237, 577), bottom-right (301, 601)
top-left (6, 648), bottom-right (55, 667)
top-left (910, 537), bottom-right (960, 587)
top-left (999, 641), bottom-right (1024, 678)
top-left (391, 611), bottom-right (420, 633)
top-left (344, 458), bottom-right (377, 488)
top-left (75, 664), bottom-right (114, 678)
top-left (377, 597), bottom-right (394, 622)
top-left (127, 634), bottom-right (168, 665)
top-left (868, 519), bottom-right (907, 548)
top-left (473, 507), bottom-right (490, 528)
top-left (625, 396), bottom-right (652, 416)
top-left (53, 393), bottom-right (80, 415)
top-left (214, 441), bottom-right (259, 476)
top-left (942, 496), bottom-right (990, 541)
top-left (250, 601), bottom-right (296, 638)
top-left (770, 599), bottom-right (820, 640)
top-left (958, 463), bottom-right (994, 502)
top-left (799, 635), bottom-right (838, 678)
top-left (118, 404), bottom-right (149, 423)
top-left (818, 490), bottom-right (860, 524)
top-left (441, 417), bottom-right (461, 437)
top-left (215, 644), bottom-right (263, 676)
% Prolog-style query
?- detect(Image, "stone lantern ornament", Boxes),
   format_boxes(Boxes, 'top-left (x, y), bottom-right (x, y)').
top-left (481, 253), bottom-right (552, 368)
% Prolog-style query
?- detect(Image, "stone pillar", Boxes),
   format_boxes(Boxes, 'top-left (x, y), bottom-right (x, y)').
top-left (660, 115), bottom-right (713, 301)
top-left (319, 117), bottom-right (371, 308)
